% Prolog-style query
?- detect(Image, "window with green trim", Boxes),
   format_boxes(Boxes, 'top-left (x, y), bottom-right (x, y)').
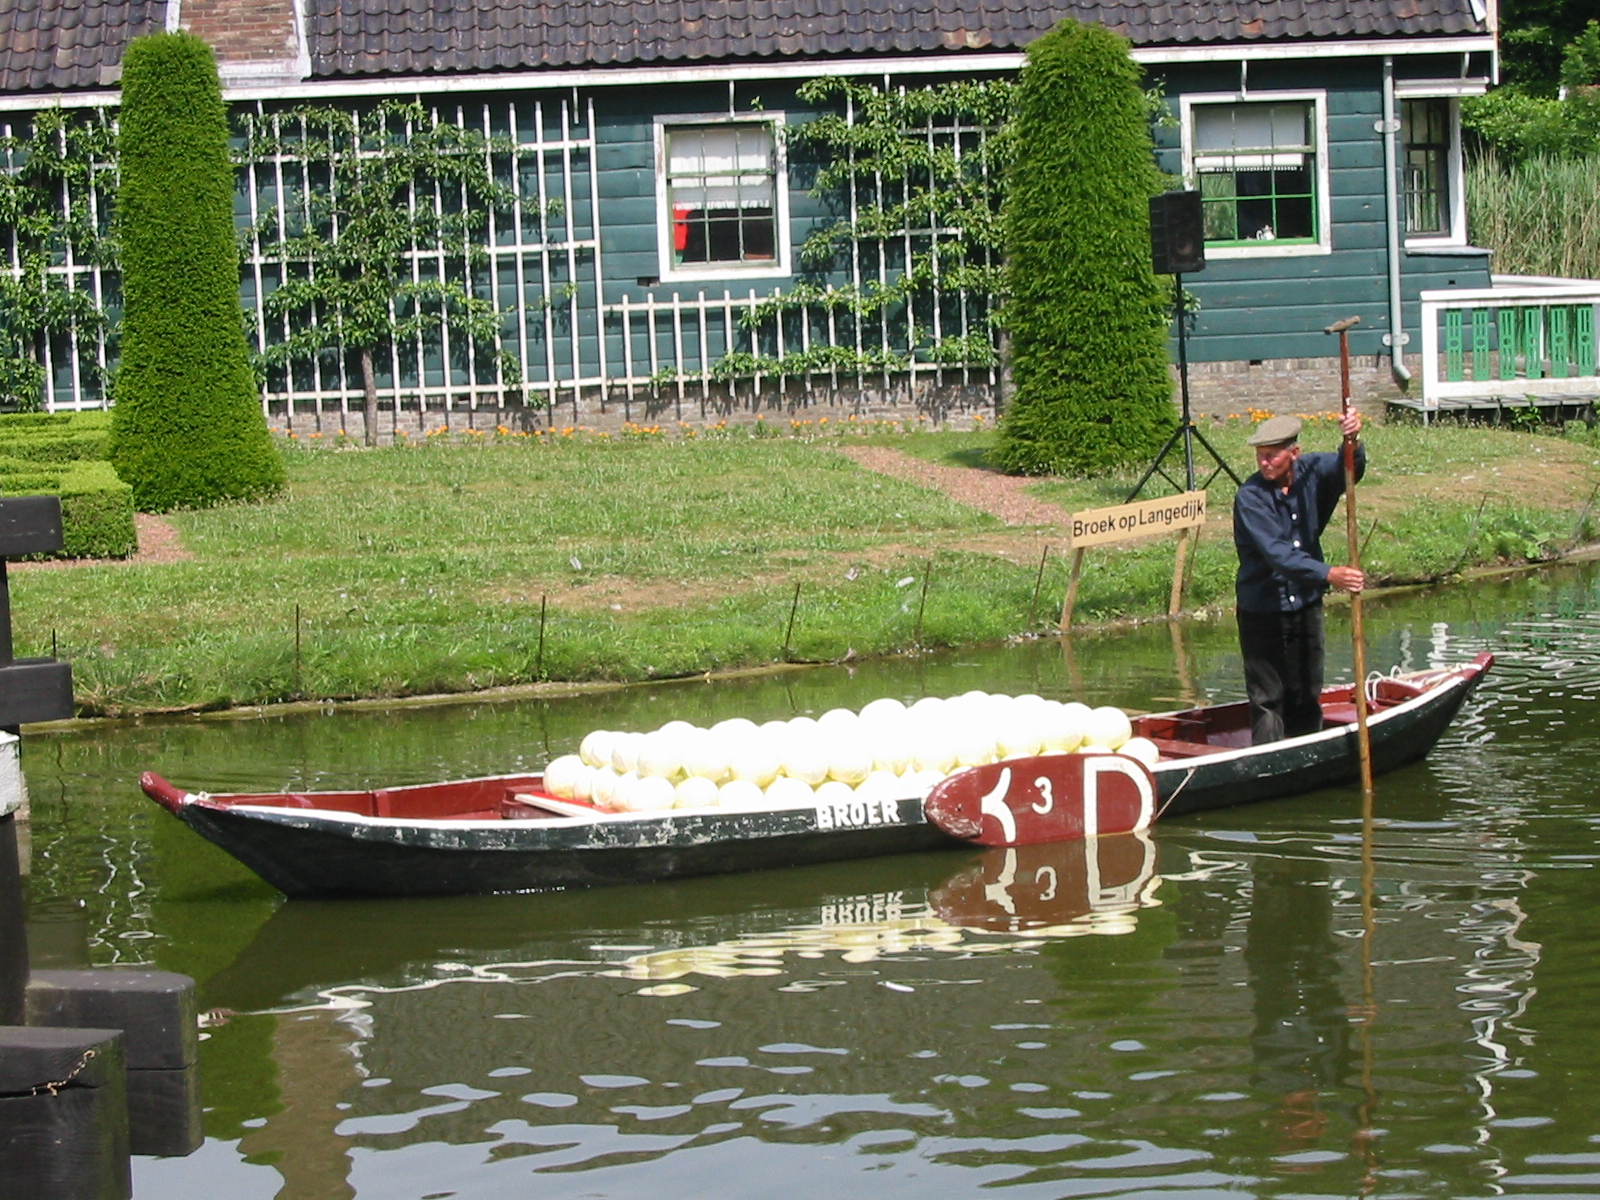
top-left (1191, 102), bottom-right (1317, 246)
top-left (1402, 98), bottom-right (1451, 236)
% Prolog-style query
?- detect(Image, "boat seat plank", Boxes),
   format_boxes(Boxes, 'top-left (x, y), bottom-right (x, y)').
top-left (1134, 717), bottom-right (1211, 744)
top-left (503, 791), bottom-right (603, 821)
top-left (1321, 698), bottom-right (1397, 728)
top-left (1148, 737), bottom-right (1218, 760)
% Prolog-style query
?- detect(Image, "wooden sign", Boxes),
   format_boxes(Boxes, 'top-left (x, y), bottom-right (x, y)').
top-left (1070, 491), bottom-right (1206, 548)
top-left (930, 830), bottom-right (1158, 932)
top-left (1061, 490), bottom-right (1207, 630)
top-left (923, 753), bottom-right (1156, 847)
top-left (0, 496), bottom-right (62, 559)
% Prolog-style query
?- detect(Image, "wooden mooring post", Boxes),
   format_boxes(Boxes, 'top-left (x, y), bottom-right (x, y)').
top-left (0, 497), bottom-right (201, 1196)
top-left (0, 497), bottom-right (72, 1024)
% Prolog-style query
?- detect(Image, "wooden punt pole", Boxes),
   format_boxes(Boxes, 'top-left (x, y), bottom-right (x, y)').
top-left (1327, 315), bottom-right (1374, 801)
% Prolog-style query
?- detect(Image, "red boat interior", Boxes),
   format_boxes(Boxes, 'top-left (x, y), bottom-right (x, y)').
top-left (139, 673), bottom-right (1441, 823)
top-left (1129, 676), bottom-right (1425, 760)
top-left (140, 770), bottom-right (579, 822)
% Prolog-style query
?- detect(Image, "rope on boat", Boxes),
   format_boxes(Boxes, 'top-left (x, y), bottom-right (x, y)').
top-left (1155, 767), bottom-right (1199, 820)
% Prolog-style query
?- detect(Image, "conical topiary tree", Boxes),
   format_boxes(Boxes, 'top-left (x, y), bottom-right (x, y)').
top-left (993, 19), bottom-right (1175, 477)
top-left (109, 31), bottom-right (284, 511)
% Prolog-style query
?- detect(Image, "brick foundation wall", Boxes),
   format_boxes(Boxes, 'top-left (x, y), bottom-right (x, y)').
top-left (267, 355), bottom-right (1419, 443)
top-left (271, 377), bottom-right (999, 442)
top-left (1180, 354), bottom-right (1419, 419)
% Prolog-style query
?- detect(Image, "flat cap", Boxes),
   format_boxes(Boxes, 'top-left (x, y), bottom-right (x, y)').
top-left (1247, 415), bottom-right (1302, 446)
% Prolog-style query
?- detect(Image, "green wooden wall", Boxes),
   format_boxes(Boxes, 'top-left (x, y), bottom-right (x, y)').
top-left (586, 56), bottom-right (1493, 371)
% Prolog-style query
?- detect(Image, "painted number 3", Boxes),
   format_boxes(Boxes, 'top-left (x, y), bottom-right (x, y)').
top-left (1032, 776), bottom-right (1053, 815)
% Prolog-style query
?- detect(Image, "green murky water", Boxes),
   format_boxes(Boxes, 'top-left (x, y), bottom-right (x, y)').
top-left (20, 565), bottom-right (1600, 1198)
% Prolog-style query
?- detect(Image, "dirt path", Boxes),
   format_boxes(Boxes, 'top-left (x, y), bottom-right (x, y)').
top-left (10, 514), bottom-right (190, 570)
top-left (838, 444), bottom-right (1073, 528)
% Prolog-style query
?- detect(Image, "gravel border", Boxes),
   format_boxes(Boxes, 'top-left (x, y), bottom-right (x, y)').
top-left (838, 444), bottom-right (1072, 528)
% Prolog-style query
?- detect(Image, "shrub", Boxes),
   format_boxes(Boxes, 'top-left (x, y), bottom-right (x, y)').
top-left (108, 32), bottom-right (284, 512)
top-left (0, 411), bottom-right (112, 463)
top-left (0, 458), bottom-right (136, 558)
top-left (1464, 21), bottom-right (1600, 161)
top-left (994, 19), bottom-right (1174, 477)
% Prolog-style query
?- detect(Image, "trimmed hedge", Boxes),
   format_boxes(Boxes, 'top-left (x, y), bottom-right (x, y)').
top-left (0, 457), bottom-right (136, 558)
top-left (0, 411), bottom-right (111, 463)
top-left (994, 20), bottom-right (1175, 477)
top-left (109, 32), bottom-right (284, 512)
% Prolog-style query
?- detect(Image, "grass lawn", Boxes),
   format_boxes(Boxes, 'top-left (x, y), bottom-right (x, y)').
top-left (15, 420), bottom-right (1600, 714)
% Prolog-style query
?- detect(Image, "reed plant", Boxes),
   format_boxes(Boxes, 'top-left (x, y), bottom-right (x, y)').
top-left (1465, 151), bottom-right (1600, 279)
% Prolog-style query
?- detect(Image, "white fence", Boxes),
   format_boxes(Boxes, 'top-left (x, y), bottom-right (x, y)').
top-left (241, 94), bottom-right (608, 422)
top-left (605, 285), bottom-right (996, 422)
top-left (1420, 282), bottom-right (1600, 412)
top-left (0, 110), bottom-right (116, 412)
top-left (2, 89), bottom-right (1000, 426)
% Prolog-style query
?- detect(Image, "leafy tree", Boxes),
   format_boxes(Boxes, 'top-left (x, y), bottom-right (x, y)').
top-left (0, 109), bottom-right (116, 411)
top-left (1464, 20), bottom-right (1600, 161)
top-left (1559, 19), bottom-right (1600, 91)
top-left (1500, 0), bottom-right (1600, 91)
top-left (993, 19), bottom-right (1174, 477)
top-left (241, 100), bottom-right (516, 445)
top-left (110, 32), bottom-right (284, 511)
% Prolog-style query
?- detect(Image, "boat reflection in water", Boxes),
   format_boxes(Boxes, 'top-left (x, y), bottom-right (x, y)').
top-left (609, 832), bottom-right (1161, 992)
top-left (159, 809), bottom-right (1536, 1200)
top-left (178, 834), bottom-right (1170, 1198)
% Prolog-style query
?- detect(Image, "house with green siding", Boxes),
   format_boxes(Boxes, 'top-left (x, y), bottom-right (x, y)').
top-left (0, 0), bottom-right (1517, 435)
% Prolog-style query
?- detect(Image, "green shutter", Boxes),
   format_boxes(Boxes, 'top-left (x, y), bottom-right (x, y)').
top-left (1471, 308), bottom-right (1491, 380)
top-left (1445, 308), bottom-right (1464, 382)
top-left (1577, 304), bottom-right (1595, 377)
top-left (1498, 307), bottom-right (1518, 380)
top-left (1549, 306), bottom-right (1570, 378)
top-left (1523, 307), bottom-right (1544, 379)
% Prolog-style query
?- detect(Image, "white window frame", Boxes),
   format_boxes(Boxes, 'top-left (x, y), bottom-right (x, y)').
top-left (1179, 90), bottom-right (1332, 260)
top-left (654, 113), bottom-right (791, 283)
top-left (1395, 91), bottom-right (1468, 248)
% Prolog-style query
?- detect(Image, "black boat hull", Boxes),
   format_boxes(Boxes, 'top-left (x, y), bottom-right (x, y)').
top-left (176, 798), bottom-right (958, 898)
top-left (149, 655), bottom-right (1491, 898)
top-left (1153, 661), bottom-right (1485, 818)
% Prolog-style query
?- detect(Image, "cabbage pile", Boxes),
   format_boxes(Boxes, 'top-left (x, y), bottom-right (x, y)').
top-left (540, 691), bottom-right (1161, 814)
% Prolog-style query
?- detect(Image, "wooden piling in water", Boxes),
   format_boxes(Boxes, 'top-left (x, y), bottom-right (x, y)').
top-left (0, 1026), bottom-right (131, 1200)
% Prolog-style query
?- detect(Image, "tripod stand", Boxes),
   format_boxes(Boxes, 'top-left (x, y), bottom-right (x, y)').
top-left (1125, 274), bottom-right (1240, 502)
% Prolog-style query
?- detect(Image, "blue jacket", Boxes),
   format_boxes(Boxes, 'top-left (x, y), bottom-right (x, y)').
top-left (1233, 445), bottom-right (1365, 614)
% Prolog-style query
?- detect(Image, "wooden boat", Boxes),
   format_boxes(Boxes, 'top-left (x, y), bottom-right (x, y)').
top-left (140, 653), bottom-right (1491, 899)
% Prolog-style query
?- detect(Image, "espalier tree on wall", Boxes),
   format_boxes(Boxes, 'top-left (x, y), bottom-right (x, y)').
top-left (109, 32), bottom-right (284, 511)
top-left (240, 100), bottom-right (519, 445)
top-left (718, 77), bottom-right (1014, 384)
top-left (994, 19), bottom-right (1174, 477)
top-left (0, 109), bottom-right (117, 412)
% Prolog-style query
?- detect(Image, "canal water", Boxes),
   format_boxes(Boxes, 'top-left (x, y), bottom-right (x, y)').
top-left (19, 565), bottom-right (1600, 1199)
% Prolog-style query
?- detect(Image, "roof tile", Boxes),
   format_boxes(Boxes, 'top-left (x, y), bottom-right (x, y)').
top-left (2, 0), bottom-right (1487, 94)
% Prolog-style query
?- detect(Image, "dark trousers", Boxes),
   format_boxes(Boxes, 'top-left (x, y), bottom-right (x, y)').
top-left (1238, 602), bottom-right (1326, 745)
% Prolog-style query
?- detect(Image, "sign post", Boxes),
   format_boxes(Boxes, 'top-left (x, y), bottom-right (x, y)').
top-left (1060, 490), bottom-right (1208, 630)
